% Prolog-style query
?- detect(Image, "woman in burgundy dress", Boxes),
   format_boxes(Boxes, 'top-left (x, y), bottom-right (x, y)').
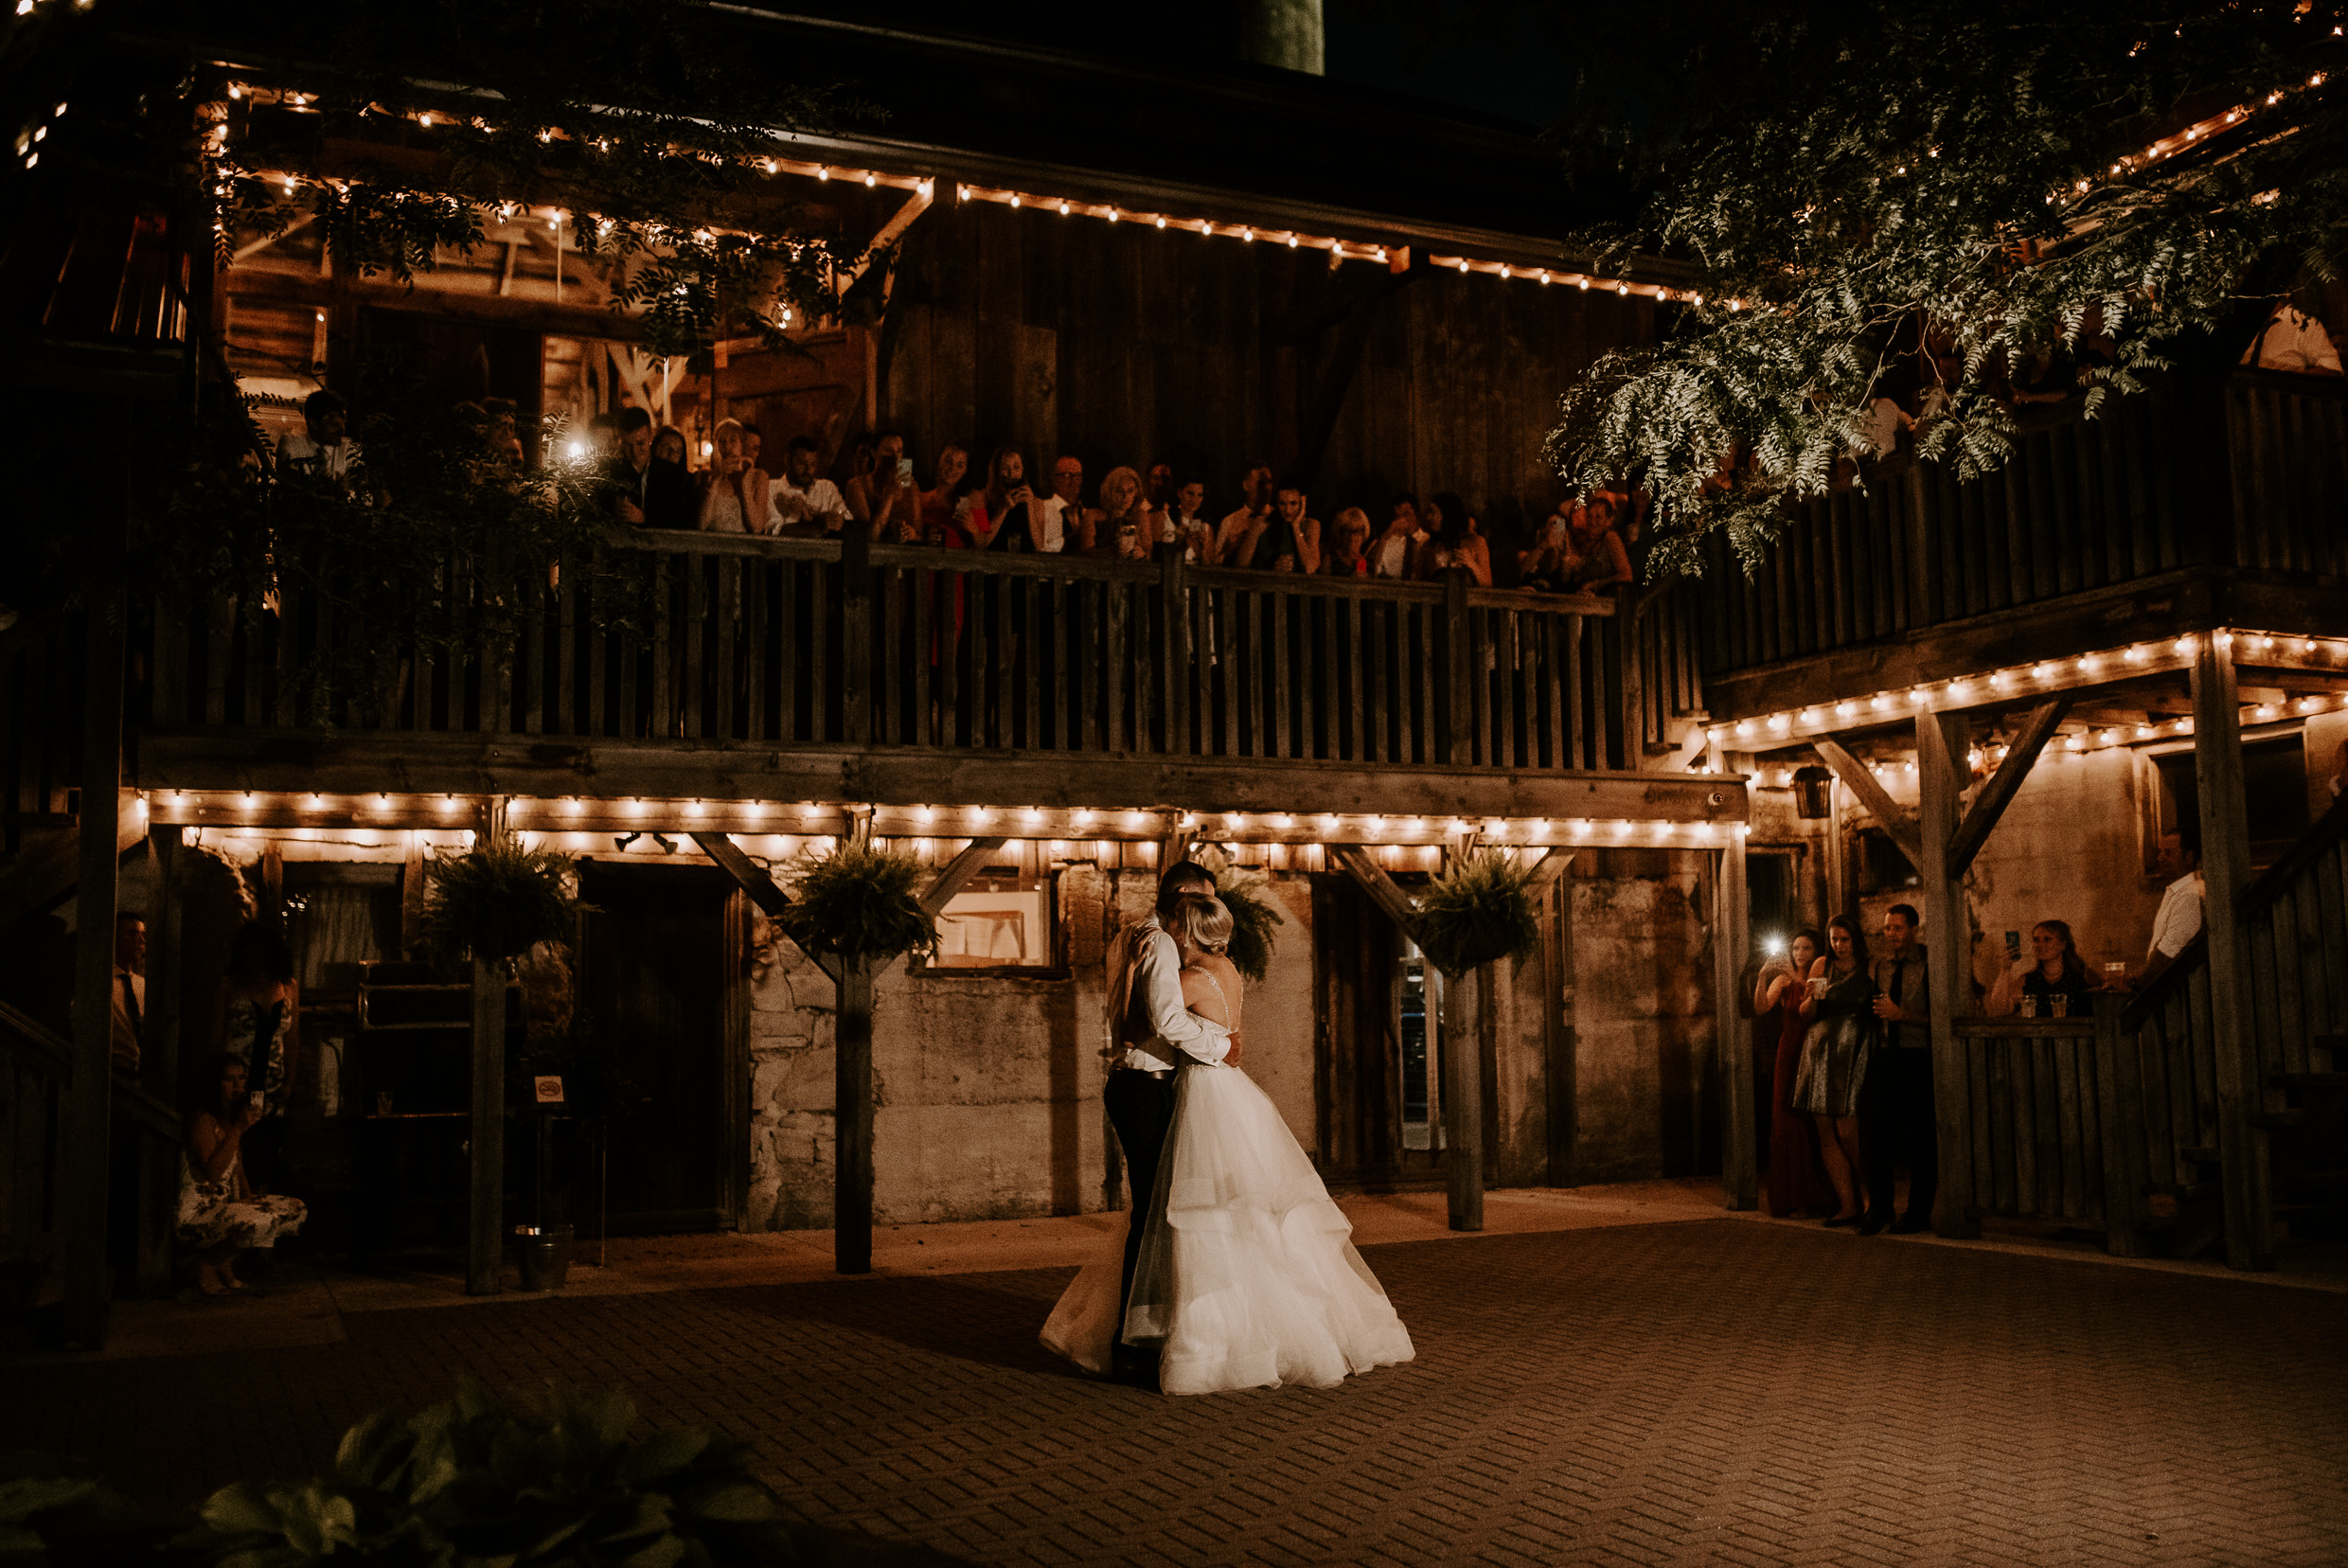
top-left (1753, 928), bottom-right (1838, 1218)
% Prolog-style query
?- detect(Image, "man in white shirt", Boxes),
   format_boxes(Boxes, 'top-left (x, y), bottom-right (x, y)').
top-left (1039, 454), bottom-right (1097, 555)
top-left (277, 389), bottom-right (360, 488)
top-left (766, 437), bottom-right (851, 535)
top-left (2127, 829), bottom-right (2205, 991)
top-left (1104, 859), bottom-right (1237, 1384)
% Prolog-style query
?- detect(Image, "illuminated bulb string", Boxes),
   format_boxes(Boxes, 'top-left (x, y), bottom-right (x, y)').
top-left (207, 80), bottom-right (1714, 307)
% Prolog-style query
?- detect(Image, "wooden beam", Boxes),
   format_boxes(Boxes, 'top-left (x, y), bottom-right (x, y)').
top-left (1327, 846), bottom-right (1424, 936)
top-left (1915, 707), bottom-right (1980, 1239)
top-left (1813, 735), bottom-right (1924, 868)
top-left (1715, 835), bottom-right (1756, 1213)
top-left (62, 601), bottom-right (126, 1349)
top-left (1439, 964), bottom-right (1484, 1233)
top-left (1946, 698), bottom-right (2070, 878)
top-left (689, 830), bottom-right (839, 985)
top-left (840, 186), bottom-right (934, 292)
top-left (835, 957), bottom-right (877, 1274)
top-left (467, 954), bottom-right (506, 1296)
top-left (2191, 640), bottom-right (2271, 1270)
top-left (917, 835), bottom-right (1008, 918)
top-left (142, 731), bottom-right (1750, 828)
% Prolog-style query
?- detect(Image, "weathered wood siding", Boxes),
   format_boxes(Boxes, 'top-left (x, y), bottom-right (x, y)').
top-left (880, 201), bottom-right (1658, 544)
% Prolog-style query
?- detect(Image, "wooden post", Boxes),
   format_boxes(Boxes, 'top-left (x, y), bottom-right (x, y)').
top-left (1441, 567), bottom-right (1473, 766)
top-left (1440, 963), bottom-right (1484, 1232)
top-left (62, 603), bottom-right (126, 1349)
top-left (467, 953), bottom-right (507, 1295)
top-left (1615, 582), bottom-right (1645, 767)
top-left (2191, 638), bottom-right (2270, 1269)
top-left (145, 828), bottom-right (186, 1096)
top-left (2091, 993), bottom-right (2153, 1258)
top-left (1914, 705), bottom-right (1980, 1238)
top-left (1716, 832), bottom-right (1757, 1211)
top-left (835, 956), bottom-right (876, 1273)
top-left (1814, 734), bottom-right (1923, 869)
top-left (841, 523), bottom-right (873, 746)
top-left (1158, 549), bottom-right (1190, 755)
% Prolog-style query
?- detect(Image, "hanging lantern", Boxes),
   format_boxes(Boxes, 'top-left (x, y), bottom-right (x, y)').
top-left (1793, 764), bottom-right (1835, 820)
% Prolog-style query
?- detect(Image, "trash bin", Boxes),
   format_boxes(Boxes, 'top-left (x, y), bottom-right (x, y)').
top-left (514, 1223), bottom-right (574, 1292)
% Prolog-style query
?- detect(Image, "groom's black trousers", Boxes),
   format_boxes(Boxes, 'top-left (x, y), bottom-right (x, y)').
top-left (1104, 1067), bottom-right (1178, 1321)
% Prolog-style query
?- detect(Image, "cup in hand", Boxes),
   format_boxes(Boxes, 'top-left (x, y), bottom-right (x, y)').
top-left (1807, 975), bottom-right (1829, 1000)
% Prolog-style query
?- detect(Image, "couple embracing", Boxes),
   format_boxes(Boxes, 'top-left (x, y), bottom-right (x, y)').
top-left (1041, 861), bottom-right (1415, 1395)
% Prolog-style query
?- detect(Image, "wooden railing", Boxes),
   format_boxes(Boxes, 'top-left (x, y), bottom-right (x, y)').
top-left (1950, 1002), bottom-right (2149, 1250)
top-left (145, 535), bottom-right (1633, 773)
top-left (1, 610), bottom-right (80, 869)
top-left (1682, 371), bottom-right (2346, 681)
top-left (1950, 801), bottom-right (2348, 1256)
top-left (0, 1000), bottom-right (72, 1291)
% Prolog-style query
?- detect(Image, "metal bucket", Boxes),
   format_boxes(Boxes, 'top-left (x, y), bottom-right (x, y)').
top-left (514, 1223), bottom-right (574, 1292)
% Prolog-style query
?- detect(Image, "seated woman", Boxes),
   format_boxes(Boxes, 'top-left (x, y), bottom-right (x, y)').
top-left (179, 1053), bottom-right (306, 1296)
top-left (1985, 918), bottom-right (2098, 1018)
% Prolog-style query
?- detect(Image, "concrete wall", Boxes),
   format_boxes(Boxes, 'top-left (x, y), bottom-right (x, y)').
top-left (1564, 851), bottom-right (1720, 1185)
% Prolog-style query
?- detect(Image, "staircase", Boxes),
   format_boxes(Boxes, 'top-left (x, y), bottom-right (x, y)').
top-left (2123, 799), bottom-right (2348, 1264)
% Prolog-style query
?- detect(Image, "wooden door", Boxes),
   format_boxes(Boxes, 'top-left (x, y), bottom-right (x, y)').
top-left (578, 864), bottom-right (747, 1234)
top-left (1312, 875), bottom-right (1449, 1191)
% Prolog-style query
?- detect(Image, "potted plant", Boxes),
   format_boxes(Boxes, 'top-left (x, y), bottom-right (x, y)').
top-left (1413, 848), bottom-right (1542, 979)
top-left (422, 836), bottom-right (581, 1294)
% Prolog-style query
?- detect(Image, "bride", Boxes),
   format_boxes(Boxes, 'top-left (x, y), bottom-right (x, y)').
top-left (1041, 893), bottom-right (1415, 1395)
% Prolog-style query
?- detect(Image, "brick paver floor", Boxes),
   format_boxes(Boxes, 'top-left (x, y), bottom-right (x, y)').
top-left (15, 1217), bottom-right (2348, 1566)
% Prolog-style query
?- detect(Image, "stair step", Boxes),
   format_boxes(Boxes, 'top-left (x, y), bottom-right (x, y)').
top-left (2271, 1072), bottom-right (2348, 1091)
top-left (2250, 1109), bottom-right (2308, 1129)
top-left (2179, 1146), bottom-right (2222, 1164)
top-left (2277, 1169), bottom-right (2348, 1193)
top-left (2274, 1201), bottom-right (2348, 1219)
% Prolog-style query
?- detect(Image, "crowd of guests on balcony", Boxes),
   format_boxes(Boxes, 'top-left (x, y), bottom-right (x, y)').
top-left (1749, 827), bottom-right (2207, 1235)
top-left (597, 405), bottom-right (1640, 597)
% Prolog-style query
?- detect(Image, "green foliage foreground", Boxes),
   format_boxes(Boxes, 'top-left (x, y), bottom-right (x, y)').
top-left (776, 841), bottom-right (937, 965)
top-left (423, 836), bottom-right (580, 966)
top-left (175, 1381), bottom-right (798, 1566)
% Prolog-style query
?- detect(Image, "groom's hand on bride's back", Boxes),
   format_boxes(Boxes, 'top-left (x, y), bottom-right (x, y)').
top-left (1223, 1035), bottom-right (1242, 1067)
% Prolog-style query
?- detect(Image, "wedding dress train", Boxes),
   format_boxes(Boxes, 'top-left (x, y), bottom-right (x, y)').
top-left (1041, 995), bottom-right (1414, 1395)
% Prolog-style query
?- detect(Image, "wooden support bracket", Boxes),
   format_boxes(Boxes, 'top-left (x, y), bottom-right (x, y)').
top-left (1946, 698), bottom-right (2070, 879)
top-left (690, 830), bottom-right (840, 986)
top-left (1814, 734), bottom-right (1924, 869)
top-left (918, 835), bottom-right (1009, 918)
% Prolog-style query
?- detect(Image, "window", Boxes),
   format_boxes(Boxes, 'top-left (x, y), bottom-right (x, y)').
top-left (924, 862), bottom-right (1058, 971)
top-left (2152, 734), bottom-right (2308, 864)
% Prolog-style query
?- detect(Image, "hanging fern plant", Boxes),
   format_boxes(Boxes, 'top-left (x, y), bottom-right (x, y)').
top-left (1192, 845), bottom-right (1284, 984)
top-left (422, 836), bottom-right (580, 965)
top-left (1415, 850), bottom-right (1542, 978)
top-left (776, 840), bottom-right (936, 964)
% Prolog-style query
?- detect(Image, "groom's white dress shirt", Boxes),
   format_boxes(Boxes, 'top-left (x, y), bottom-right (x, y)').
top-left (1117, 912), bottom-right (1230, 1073)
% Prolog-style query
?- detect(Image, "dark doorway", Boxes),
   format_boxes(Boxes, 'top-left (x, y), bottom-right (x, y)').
top-left (1311, 874), bottom-right (1450, 1191)
top-left (578, 863), bottom-right (747, 1234)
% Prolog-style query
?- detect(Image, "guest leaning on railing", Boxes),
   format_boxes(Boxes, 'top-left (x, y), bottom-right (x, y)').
top-left (1983, 919), bottom-right (2099, 1019)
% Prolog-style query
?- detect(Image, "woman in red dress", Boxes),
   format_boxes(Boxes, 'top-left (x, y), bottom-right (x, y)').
top-left (1754, 927), bottom-right (1838, 1218)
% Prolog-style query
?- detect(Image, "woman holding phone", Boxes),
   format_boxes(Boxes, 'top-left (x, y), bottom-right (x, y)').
top-left (849, 431), bottom-right (919, 541)
top-left (1753, 928), bottom-right (1838, 1219)
top-left (180, 1053), bottom-right (307, 1295)
top-left (1790, 915), bottom-right (1874, 1226)
top-left (1985, 919), bottom-right (2097, 1018)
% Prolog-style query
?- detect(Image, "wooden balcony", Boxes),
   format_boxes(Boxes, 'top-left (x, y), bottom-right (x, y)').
top-left (112, 533), bottom-right (1740, 825)
top-left (1670, 371), bottom-right (2348, 722)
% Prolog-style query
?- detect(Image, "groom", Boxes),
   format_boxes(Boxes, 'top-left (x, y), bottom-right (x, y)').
top-left (1103, 859), bottom-right (1240, 1386)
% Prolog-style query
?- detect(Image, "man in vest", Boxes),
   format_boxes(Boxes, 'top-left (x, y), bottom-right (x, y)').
top-left (1103, 860), bottom-right (1240, 1385)
top-left (1860, 902), bottom-right (1934, 1236)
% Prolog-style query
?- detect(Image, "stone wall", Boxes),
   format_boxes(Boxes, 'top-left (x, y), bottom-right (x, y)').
top-left (1562, 852), bottom-right (1720, 1185)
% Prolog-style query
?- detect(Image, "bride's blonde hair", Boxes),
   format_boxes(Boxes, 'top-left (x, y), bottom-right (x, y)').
top-left (1167, 893), bottom-right (1234, 955)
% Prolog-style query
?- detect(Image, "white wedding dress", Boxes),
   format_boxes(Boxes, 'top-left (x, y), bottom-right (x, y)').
top-left (1041, 974), bottom-right (1415, 1395)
